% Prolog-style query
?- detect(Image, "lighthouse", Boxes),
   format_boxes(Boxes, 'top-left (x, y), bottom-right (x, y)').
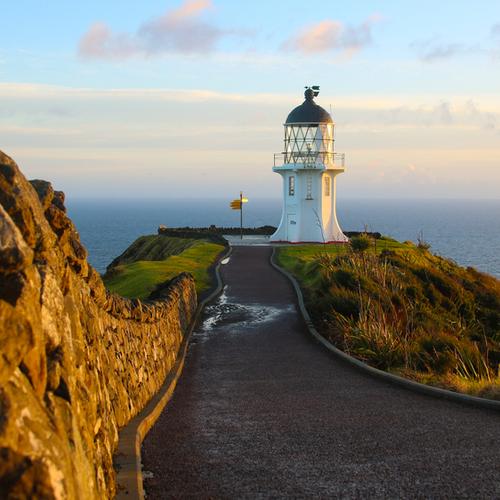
top-left (271, 86), bottom-right (348, 243)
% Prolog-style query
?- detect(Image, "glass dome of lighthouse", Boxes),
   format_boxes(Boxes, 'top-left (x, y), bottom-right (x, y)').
top-left (284, 86), bottom-right (334, 167)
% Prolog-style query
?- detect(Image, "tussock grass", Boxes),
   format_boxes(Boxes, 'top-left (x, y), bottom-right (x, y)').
top-left (277, 238), bottom-right (500, 399)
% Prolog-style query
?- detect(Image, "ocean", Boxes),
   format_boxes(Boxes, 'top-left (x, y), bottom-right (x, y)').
top-left (66, 198), bottom-right (500, 278)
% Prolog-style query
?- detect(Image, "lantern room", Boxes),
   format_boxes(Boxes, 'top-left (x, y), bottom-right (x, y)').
top-left (284, 87), bottom-right (335, 167)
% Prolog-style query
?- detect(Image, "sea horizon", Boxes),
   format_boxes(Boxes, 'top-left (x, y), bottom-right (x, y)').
top-left (67, 197), bottom-right (500, 278)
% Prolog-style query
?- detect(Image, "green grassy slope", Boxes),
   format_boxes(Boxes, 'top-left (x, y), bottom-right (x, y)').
top-left (276, 238), bottom-right (500, 399)
top-left (276, 237), bottom-right (408, 288)
top-left (103, 236), bottom-right (225, 300)
top-left (106, 235), bottom-right (199, 269)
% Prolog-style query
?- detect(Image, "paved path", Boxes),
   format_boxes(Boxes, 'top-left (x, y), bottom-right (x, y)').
top-left (142, 246), bottom-right (500, 499)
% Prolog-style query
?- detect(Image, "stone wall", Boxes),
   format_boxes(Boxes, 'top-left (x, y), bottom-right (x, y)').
top-left (0, 151), bottom-right (198, 499)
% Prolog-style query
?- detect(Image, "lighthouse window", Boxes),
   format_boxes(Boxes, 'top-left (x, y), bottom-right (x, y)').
top-left (324, 176), bottom-right (330, 196)
top-left (288, 176), bottom-right (295, 196)
top-left (306, 176), bottom-right (313, 200)
top-left (284, 123), bottom-right (334, 165)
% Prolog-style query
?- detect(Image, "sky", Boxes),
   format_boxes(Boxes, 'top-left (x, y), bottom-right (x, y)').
top-left (1, 0), bottom-right (500, 199)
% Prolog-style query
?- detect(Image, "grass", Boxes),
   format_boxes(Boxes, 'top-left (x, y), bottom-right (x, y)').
top-left (276, 237), bottom-right (409, 288)
top-left (106, 234), bottom-right (199, 268)
top-left (103, 237), bottom-right (225, 300)
top-left (276, 236), bottom-right (409, 262)
top-left (276, 237), bottom-right (500, 399)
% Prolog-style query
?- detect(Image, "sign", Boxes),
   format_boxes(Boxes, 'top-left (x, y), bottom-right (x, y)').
top-left (229, 192), bottom-right (248, 239)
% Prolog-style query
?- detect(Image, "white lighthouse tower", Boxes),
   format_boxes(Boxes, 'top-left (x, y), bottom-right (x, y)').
top-left (271, 86), bottom-right (348, 243)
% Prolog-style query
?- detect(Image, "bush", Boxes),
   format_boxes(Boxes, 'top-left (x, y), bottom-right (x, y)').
top-left (405, 284), bottom-right (420, 300)
top-left (417, 231), bottom-right (431, 250)
top-left (333, 269), bottom-right (359, 290)
top-left (415, 334), bottom-right (460, 374)
top-left (423, 283), bottom-right (438, 305)
top-left (350, 234), bottom-right (371, 253)
top-left (329, 288), bottom-right (360, 317)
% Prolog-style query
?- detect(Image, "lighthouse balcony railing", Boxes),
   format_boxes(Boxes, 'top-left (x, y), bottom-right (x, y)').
top-left (273, 152), bottom-right (345, 168)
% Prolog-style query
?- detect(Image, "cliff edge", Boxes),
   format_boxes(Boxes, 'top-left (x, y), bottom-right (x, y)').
top-left (0, 151), bottom-right (197, 499)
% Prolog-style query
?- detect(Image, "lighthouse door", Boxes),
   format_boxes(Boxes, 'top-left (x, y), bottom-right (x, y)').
top-left (287, 214), bottom-right (298, 242)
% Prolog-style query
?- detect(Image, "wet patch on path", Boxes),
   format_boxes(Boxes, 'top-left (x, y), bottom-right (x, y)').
top-left (194, 287), bottom-right (295, 342)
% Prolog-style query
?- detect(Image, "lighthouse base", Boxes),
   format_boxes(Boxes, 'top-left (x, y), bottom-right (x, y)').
top-left (270, 168), bottom-right (347, 244)
top-left (271, 240), bottom-right (348, 245)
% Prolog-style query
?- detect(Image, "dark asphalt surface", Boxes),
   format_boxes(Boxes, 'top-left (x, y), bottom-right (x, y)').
top-left (142, 246), bottom-right (500, 499)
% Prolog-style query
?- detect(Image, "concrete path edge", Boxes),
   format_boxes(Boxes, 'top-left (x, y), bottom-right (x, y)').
top-left (114, 246), bottom-right (233, 499)
top-left (270, 247), bottom-right (500, 412)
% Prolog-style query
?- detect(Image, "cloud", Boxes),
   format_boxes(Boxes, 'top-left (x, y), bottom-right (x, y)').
top-left (283, 20), bottom-right (343, 54)
top-left (411, 38), bottom-right (467, 62)
top-left (463, 100), bottom-right (496, 130)
top-left (0, 83), bottom-right (294, 107)
top-left (79, 22), bottom-right (139, 60)
top-left (4, 83), bottom-right (500, 199)
top-left (282, 14), bottom-right (382, 55)
top-left (400, 163), bottom-right (437, 185)
top-left (420, 43), bottom-right (464, 62)
top-left (491, 23), bottom-right (500, 59)
top-left (412, 23), bottom-right (500, 62)
top-left (335, 99), bottom-right (500, 136)
top-left (78, 0), bottom-right (231, 60)
top-left (138, 0), bottom-right (222, 55)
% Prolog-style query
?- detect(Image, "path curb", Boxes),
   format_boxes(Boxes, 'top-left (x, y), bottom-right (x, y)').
top-left (270, 247), bottom-right (500, 412)
top-left (114, 246), bottom-right (232, 499)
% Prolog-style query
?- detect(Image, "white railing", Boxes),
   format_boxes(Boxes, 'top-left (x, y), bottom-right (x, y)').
top-left (273, 152), bottom-right (345, 168)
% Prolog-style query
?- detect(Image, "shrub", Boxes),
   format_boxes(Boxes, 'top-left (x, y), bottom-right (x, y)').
top-left (333, 268), bottom-right (359, 290)
top-left (332, 299), bottom-right (406, 370)
top-left (350, 234), bottom-right (371, 253)
top-left (426, 269), bottom-right (457, 298)
top-left (329, 288), bottom-right (360, 317)
top-left (415, 333), bottom-right (492, 380)
top-left (391, 293), bottom-right (403, 308)
top-left (405, 284), bottom-right (420, 300)
top-left (417, 230), bottom-right (431, 250)
top-left (423, 283), bottom-right (438, 305)
top-left (416, 333), bottom-right (460, 374)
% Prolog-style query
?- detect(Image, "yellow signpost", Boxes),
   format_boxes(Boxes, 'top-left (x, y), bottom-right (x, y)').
top-left (229, 192), bottom-right (249, 239)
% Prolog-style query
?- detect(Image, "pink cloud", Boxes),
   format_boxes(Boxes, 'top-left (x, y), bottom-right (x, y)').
top-left (168, 0), bottom-right (212, 21)
top-left (78, 0), bottom-right (225, 60)
top-left (139, 0), bottom-right (221, 55)
top-left (284, 20), bottom-right (343, 54)
top-left (78, 22), bottom-right (139, 60)
top-left (283, 14), bottom-right (382, 55)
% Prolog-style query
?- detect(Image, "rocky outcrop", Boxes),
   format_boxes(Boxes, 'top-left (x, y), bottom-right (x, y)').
top-left (0, 151), bottom-right (197, 499)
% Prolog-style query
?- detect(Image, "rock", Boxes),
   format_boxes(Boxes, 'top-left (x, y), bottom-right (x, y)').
top-left (0, 205), bottom-right (34, 272)
top-left (29, 179), bottom-right (54, 211)
top-left (0, 303), bottom-right (34, 386)
top-left (0, 151), bottom-right (197, 498)
top-left (0, 447), bottom-right (55, 499)
top-left (53, 191), bottom-right (66, 212)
